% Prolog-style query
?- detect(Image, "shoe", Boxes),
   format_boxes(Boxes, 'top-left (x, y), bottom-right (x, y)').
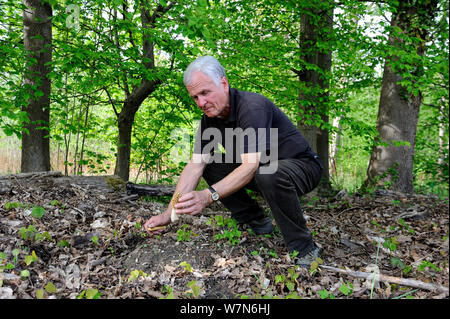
top-left (242, 216), bottom-right (274, 235)
top-left (294, 244), bottom-right (321, 268)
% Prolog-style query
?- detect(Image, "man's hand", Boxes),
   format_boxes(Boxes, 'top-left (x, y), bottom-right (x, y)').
top-left (144, 211), bottom-right (171, 234)
top-left (173, 189), bottom-right (212, 216)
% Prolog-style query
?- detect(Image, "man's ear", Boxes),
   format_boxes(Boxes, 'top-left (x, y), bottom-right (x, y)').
top-left (221, 76), bottom-right (229, 92)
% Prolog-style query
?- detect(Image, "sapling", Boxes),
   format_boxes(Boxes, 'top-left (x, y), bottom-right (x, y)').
top-left (176, 224), bottom-right (197, 242)
top-left (339, 282), bottom-right (354, 297)
top-left (186, 280), bottom-right (202, 299)
top-left (318, 289), bottom-right (336, 299)
top-left (179, 261), bottom-right (192, 272)
top-left (128, 269), bottom-right (148, 282)
top-left (31, 206), bottom-right (45, 219)
top-left (77, 288), bottom-right (102, 299)
top-left (24, 250), bottom-right (38, 266)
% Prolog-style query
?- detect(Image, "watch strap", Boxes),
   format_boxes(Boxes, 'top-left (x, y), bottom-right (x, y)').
top-left (208, 186), bottom-right (216, 194)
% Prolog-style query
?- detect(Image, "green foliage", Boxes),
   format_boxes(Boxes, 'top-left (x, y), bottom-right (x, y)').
top-left (176, 224), bottom-right (197, 242)
top-left (24, 250), bottom-right (38, 266)
top-left (179, 261), bottom-right (193, 273)
top-left (31, 206), bottom-right (45, 219)
top-left (417, 260), bottom-right (441, 273)
top-left (161, 285), bottom-right (175, 299)
top-left (208, 215), bottom-right (242, 245)
top-left (18, 225), bottom-right (38, 241)
top-left (0, 0), bottom-right (447, 196)
top-left (339, 282), bottom-right (354, 297)
top-left (186, 280), bottom-right (203, 299)
top-left (318, 289), bottom-right (336, 299)
top-left (383, 237), bottom-right (399, 252)
top-left (77, 288), bottom-right (102, 299)
top-left (127, 269), bottom-right (148, 282)
top-left (4, 202), bottom-right (22, 210)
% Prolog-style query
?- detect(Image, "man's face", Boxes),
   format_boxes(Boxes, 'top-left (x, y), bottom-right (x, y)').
top-left (186, 71), bottom-right (230, 119)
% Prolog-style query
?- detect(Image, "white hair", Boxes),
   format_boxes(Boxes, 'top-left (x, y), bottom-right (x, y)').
top-left (183, 55), bottom-right (227, 87)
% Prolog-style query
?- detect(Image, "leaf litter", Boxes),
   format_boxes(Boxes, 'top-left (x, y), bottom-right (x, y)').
top-left (0, 175), bottom-right (448, 299)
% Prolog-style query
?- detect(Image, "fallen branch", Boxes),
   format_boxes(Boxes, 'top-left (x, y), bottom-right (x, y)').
top-left (321, 265), bottom-right (449, 295)
top-left (126, 181), bottom-right (175, 197)
top-left (0, 171), bottom-right (63, 180)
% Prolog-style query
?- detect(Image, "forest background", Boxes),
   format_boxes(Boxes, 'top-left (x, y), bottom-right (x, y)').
top-left (0, 0), bottom-right (448, 198)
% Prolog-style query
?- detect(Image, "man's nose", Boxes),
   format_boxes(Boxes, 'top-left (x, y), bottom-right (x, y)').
top-left (197, 96), bottom-right (207, 108)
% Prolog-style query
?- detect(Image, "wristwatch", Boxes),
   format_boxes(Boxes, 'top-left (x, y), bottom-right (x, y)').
top-left (208, 186), bottom-right (220, 201)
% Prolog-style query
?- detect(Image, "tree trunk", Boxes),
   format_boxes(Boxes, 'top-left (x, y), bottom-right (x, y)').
top-left (21, 0), bottom-right (52, 173)
top-left (115, 102), bottom-right (136, 182)
top-left (366, 59), bottom-right (420, 193)
top-left (113, 2), bottom-right (172, 181)
top-left (330, 116), bottom-right (342, 177)
top-left (364, 0), bottom-right (438, 193)
top-left (316, 4), bottom-right (333, 184)
top-left (297, 4), bottom-right (319, 153)
top-left (297, 1), bottom-right (333, 187)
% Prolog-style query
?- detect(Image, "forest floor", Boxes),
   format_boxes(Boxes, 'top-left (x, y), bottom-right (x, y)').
top-left (0, 172), bottom-right (448, 300)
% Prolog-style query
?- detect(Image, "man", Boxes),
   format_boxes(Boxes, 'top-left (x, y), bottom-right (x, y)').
top-left (144, 56), bottom-right (323, 267)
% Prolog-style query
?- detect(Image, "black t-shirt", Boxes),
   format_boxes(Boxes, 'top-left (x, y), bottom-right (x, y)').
top-left (194, 88), bottom-right (316, 164)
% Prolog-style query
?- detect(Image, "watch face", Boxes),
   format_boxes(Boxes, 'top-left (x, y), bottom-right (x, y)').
top-left (212, 192), bottom-right (219, 201)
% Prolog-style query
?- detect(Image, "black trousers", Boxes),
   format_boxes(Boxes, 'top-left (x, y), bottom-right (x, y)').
top-left (202, 156), bottom-right (323, 256)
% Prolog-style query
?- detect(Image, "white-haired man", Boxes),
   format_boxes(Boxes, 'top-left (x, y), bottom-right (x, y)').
top-left (144, 56), bottom-right (323, 267)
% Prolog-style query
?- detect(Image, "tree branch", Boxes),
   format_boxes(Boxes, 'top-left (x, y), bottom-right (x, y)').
top-left (103, 87), bottom-right (119, 118)
top-left (321, 265), bottom-right (449, 295)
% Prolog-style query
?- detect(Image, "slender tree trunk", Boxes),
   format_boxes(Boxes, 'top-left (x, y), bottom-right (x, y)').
top-left (438, 99), bottom-right (446, 169)
top-left (364, 0), bottom-right (439, 193)
top-left (330, 116), bottom-right (342, 177)
top-left (77, 104), bottom-right (89, 175)
top-left (21, 0), bottom-right (52, 172)
top-left (73, 101), bottom-right (82, 176)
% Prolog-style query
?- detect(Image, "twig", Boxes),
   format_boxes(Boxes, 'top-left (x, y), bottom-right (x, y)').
top-left (320, 265), bottom-right (449, 295)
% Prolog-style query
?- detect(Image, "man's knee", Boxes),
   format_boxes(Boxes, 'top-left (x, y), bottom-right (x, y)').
top-left (254, 166), bottom-right (292, 191)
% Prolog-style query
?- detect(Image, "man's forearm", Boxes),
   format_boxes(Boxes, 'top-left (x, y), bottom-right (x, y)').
top-left (209, 153), bottom-right (260, 200)
top-left (170, 160), bottom-right (205, 205)
top-left (211, 164), bottom-right (257, 200)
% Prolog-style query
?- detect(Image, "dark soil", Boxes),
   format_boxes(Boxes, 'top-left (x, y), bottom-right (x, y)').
top-left (0, 174), bottom-right (448, 299)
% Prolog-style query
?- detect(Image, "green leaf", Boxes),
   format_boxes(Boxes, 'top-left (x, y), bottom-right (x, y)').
top-left (85, 288), bottom-right (101, 299)
top-left (24, 255), bottom-right (34, 265)
top-left (318, 289), bottom-right (329, 299)
top-left (128, 270), bottom-right (140, 282)
top-left (57, 240), bottom-right (70, 247)
top-left (36, 289), bottom-right (45, 299)
top-left (179, 261), bottom-right (192, 272)
top-left (31, 206), bottom-right (45, 219)
top-left (45, 282), bottom-right (57, 293)
top-left (20, 269), bottom-right (30, 277)
top-left (339, 283), bottom-right (352, 296)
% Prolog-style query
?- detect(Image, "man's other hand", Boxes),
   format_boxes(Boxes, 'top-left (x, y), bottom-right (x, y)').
top-left (173, 190), bottom-right (212, 216)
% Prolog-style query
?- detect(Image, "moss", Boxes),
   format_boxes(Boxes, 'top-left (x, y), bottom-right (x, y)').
top-left (104, 176), bottom-right (126, 192)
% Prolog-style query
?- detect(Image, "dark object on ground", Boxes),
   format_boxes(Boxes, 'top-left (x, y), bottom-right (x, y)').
top-left (126, 182), bottom-right (175, 197)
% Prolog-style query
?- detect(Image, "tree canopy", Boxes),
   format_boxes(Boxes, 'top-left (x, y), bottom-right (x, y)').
top-left (0, 0), bottom-right (448, 196)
